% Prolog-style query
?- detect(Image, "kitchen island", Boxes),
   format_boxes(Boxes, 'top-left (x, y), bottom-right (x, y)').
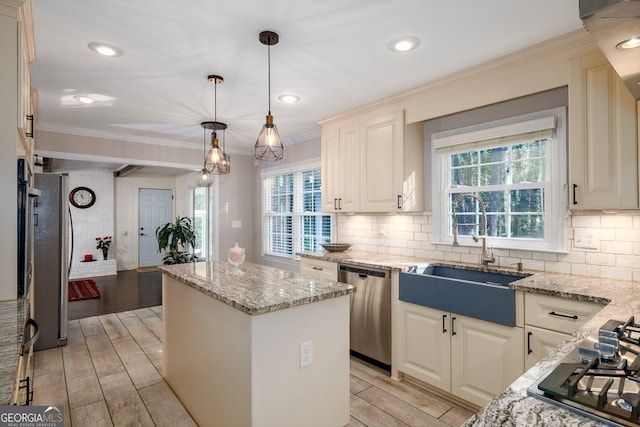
top-left (159, 261), bottom-right (355, 427)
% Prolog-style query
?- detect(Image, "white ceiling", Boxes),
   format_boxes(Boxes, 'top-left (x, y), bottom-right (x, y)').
top-left (30, 0), bottom-right (584, 169)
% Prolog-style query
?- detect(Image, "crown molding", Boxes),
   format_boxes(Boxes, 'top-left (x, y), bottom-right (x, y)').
top-left (283, 129), bottom-right (321, 146)
top-left (37, 123), bottom-right (202, 150)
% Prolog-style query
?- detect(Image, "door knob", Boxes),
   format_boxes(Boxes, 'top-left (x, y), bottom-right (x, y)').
top-left (140, 233), bottom-right (145, 236)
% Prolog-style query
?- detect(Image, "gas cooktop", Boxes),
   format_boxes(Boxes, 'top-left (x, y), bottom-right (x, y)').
top-left (528, 317), bottom-right (640, 426)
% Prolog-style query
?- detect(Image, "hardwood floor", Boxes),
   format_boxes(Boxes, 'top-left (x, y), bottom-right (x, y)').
top-left (68, 270), bottom-right (162, 320)
top-left (44, 274), bottom-right (475, 426)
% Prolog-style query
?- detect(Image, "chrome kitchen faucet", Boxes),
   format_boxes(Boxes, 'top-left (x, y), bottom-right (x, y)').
top-left (451, 192), bottom-right (495, 266)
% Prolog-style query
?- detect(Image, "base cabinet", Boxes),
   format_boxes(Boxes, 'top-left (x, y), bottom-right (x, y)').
top-left (524, 325), bottom-right (570, 370)
top-left (398, 302), bottom-right (523, 407)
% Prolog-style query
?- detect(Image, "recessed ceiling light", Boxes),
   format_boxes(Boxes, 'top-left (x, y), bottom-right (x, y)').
top-left (88, 42), bottom-right (124, 57)
top-left (278, 94), bottom-right (301, 103)
top-left (616, 37), bottom-right (640, 50)
top-left (388, 36), bottom-right (420, 53)
top-left (73, 95), bottom-right (95, 104)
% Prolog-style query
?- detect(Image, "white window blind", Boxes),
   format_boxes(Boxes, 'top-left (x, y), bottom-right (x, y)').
top-left (262, 165), bottom-right (332, 258)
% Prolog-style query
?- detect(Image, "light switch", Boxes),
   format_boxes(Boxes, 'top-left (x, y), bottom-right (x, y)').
top-left (232, 220), bottom-right (242, 228)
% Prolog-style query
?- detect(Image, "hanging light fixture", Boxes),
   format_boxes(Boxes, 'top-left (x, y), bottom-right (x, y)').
top-left (255, 31), bottom-right (284, 161)
top-left (202, 75), bottom-right (229, 175)
top-left (195, 127), bottom-right (214, 187)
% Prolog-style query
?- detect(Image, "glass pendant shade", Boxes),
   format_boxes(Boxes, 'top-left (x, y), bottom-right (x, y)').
top-left (195, 166), bottom-right (214, 187)
top-left (206, 131), bottom-right (227, 174)
top-left (255, 114), bottom-right (283, 160)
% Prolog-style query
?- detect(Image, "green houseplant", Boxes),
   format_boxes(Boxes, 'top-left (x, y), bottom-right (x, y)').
top-left (156, 216), bottom-right (198, 265)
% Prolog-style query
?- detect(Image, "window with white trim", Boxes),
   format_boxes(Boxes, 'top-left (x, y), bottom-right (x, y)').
top-left (432, 108), bottom-right (567, 252)
top-left (262, 163), bottom-right (333, 258)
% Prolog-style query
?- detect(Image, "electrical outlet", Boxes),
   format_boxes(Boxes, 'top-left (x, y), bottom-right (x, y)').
top-left (300, 341), bottom-right (313, 368)
top-left (573, 228), bottom-right (598, 250)
top-left (232, 220), bottom-right (242, 228)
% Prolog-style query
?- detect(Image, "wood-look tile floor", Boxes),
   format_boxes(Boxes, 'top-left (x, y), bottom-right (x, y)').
top-left (33, 306), bottom-right (474, 427)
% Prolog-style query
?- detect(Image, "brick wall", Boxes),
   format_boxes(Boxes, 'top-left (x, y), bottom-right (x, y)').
top-left (337, 212), bottom-right (640, 282)
top-left (68, 169), bottom-right (117, 278)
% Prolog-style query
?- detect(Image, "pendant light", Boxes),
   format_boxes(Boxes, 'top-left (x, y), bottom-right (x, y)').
top-left (195, 127), bottom-right (214, 187)
top-left (254, 31), bottom-right (284, 161)
top-left (202, 75), bottom-right (229, 175)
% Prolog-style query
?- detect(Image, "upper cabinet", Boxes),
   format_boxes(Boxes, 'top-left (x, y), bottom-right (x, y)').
top-left (360, 111), bottom-right (404, 212)
top-left (320, 108), bottom-right (424, 213)
top-left (321, 122), bottom-right (360, 212)
top-left (568, 52), bottom-right (638, 210)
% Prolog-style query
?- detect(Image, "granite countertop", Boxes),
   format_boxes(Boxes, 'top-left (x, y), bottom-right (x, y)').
top-left (0, 299), bottom-right (29, 405)
top-left (298, 250), bottom-right (432, 271)
top-left (160, 261), bottom-right (355, 316)
top-left (465, 273), bottom-right (640, 426)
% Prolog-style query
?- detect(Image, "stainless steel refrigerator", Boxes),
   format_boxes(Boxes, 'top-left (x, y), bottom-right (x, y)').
top-left (33, 173), bottom-right (69, 351)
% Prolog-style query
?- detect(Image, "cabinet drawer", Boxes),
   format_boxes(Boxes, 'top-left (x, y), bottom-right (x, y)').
top-left (525, 293), bottom-right (602, 335)
top-left (299, 258), bottom-right (338, 281)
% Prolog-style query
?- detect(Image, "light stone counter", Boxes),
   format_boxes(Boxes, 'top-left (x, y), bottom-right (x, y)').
top-left (159, 260), bottom-right (355, 315)
top-left (465, 273), bottom-right (640, 426)
top-left (0, 299), bottom-right (28, 405)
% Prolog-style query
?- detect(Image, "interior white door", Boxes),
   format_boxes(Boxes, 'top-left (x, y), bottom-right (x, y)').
top-left (139, 188), bottom-right (173, 267)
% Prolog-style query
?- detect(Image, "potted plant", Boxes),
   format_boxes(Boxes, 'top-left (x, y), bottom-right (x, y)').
top-left (156, 216), bottom-right (198, 265)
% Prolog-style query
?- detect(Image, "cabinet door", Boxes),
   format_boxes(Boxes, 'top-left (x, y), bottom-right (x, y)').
top-left (360, 111), bottom-right (404, 212)
top-left (321, 126), bottom-right (340, 212)
top-left (569, 53), bottom-right (638, 209)
top-left (524, 326), bottom-right (570, 370)
top-left (397, 302), bottom-right (450, 391)
top-left (450, 314), bottom-right (523, 407)
top-left (321, 124), bottom-right (360, 212)
top-left (339, 124), bottom-right (360, 212)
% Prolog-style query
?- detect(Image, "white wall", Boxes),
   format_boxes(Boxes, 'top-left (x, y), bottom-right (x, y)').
top-left (68, 169), bottom-right (115, 276)
top-left (217, 154), bottom-right (255, 263)
top-left (114, 174), bottom-right (176, 271)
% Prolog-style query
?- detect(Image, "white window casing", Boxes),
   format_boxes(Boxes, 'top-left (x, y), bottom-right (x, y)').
top-left (431, 107), bottom-right (567, 252)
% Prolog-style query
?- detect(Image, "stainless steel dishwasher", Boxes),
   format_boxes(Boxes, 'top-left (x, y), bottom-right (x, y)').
top-left (339, 264), bottom-right (391, 366)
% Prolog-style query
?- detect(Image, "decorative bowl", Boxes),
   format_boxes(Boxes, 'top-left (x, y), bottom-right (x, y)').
top-left (320, 243), bottom-right (352, 252)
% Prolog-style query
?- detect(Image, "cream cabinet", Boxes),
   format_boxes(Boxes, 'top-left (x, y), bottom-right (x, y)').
top-left (524, 293), bottom-right (603, 369)
top-left (524, 326), bottom-right (569, 370)
top-left (321, 122), bottom-right (360, 212)
top-left (360, 111), bottom-right (405, 212)
top-left (398, 301), bottom-right (524, 407)
top-left (568, 52), bottom-right (638, 209)
top-left (1, 0), bottom-right (35, 301)
top-left (320, 109), bottom-right (423, 213)
top-left (299, 257), bottom-right (338, 281)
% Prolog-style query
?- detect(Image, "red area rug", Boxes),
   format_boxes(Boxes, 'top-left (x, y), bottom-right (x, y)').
top-left (68, 279), bottom-right (101, 302)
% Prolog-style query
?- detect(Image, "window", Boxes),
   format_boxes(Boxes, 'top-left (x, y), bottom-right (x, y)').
top-left (262, 163), bottom-right (333, 258)
top-left (432, 108), bottom-right (566, 252)
top-left (189, 186), bottom-right (209, 260)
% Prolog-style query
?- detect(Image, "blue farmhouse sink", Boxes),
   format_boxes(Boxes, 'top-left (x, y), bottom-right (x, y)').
top-left (399, 265), bottom-right (530, 326)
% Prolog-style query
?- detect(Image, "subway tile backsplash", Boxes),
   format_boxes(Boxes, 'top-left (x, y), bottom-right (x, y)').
top-left (337, 212), bottom-right (640, 281)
